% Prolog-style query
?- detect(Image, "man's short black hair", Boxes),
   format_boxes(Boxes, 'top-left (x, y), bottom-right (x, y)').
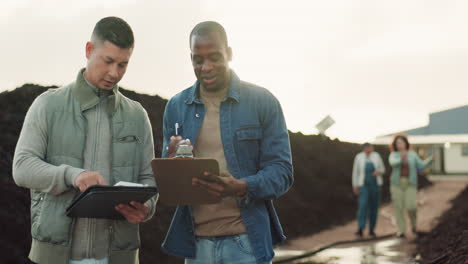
top-left (189, 21), bottom-right (228, 48)
top-left (91, 16), bottom-right (134, 49)
top-left (362, 142), bottom-right (372, 148)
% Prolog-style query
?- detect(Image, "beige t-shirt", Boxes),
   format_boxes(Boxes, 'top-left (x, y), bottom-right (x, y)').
top-left (192, 88), bottom-right (247, 237)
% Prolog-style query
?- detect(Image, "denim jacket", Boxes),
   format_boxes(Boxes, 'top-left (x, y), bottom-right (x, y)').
top-left (160, 71), bottom-right (293, 264)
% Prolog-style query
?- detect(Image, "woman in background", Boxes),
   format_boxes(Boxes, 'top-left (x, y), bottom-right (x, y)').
top-left (352, 143), bottom-right (385, 238)
top-left (389, 134), bottom-right (432, 237)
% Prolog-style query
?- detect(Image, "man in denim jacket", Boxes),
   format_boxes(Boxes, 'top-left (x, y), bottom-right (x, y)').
top-left (161, 21), bottom-right (293, 264)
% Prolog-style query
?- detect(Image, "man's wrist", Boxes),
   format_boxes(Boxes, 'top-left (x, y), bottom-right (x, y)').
top-left (235, 180), bottom-right (248, 197)
top-left (66, 168), bottom-right (86, 187)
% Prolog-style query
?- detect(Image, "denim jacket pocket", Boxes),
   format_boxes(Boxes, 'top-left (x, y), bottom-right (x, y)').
top-left (237, 126), bottom-right (262, 141)
top-left (236, 126), bottom-right (262, 172)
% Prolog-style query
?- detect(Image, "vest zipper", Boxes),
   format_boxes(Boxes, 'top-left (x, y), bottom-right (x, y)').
top-left (86, 218), bottom-right (91, 258)
top-left (109, 95), bottom-right (115, 260)
top-left (91, 99), bottom-right (101, 172)
top-left (89, 99), bottom-right (100, 258)
top-left (108, 223), bottom-right (114, 258)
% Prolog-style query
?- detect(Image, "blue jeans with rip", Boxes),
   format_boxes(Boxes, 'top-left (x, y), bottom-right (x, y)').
top-left (184, 234), bottom-right (270, 264)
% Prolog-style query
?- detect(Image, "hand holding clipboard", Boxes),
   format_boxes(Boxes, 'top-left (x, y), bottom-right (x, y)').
top-left (154, 133), bottom-right (248, 206)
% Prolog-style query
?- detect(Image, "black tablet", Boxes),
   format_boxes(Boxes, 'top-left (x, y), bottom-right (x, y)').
top-left (66, 185), bottom-right (158, 220)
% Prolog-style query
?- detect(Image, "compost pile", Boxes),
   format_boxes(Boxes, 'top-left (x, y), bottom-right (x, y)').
top-left (417, 186), bottom-right (468, 264)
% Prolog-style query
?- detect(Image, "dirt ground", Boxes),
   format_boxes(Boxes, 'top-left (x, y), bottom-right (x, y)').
top-left (280, 176), bottom-right (468, 254)
top-left (417, 179), bottom-right (468, 263)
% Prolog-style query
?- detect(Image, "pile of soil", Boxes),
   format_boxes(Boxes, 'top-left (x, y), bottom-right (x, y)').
top-left (0, 84), bottom-right (431, 264)
top-left (417, 186), bottom-right (468, 264)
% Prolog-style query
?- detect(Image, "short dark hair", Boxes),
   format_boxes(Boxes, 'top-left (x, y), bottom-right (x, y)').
top-left (189, 21), bottom-right (228, 48)
top-left (390, 134), bottom-right (411, 152)
top-left (91, 16), bottom-right (134, 49)
top-left (362, 142), bottom-right (372, 149)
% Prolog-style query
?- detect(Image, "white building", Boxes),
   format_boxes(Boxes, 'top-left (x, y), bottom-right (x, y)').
top-left (374, 105), bottom-right (468, 174)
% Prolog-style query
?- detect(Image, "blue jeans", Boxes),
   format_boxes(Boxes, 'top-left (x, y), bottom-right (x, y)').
top-left (69, 258), bottom-right (108, 264)
top-left (184, 234), bottom-right (269, 264)
top-left (357, 185), bottom-right (380, 231)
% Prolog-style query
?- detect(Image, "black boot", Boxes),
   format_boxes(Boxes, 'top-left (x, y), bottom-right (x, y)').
top-left (355, 228), bottom-right (363, 238)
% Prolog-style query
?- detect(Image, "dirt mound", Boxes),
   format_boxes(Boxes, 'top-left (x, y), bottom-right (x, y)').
top-left (417, 186), bottom-right (468, 264)
top-left (0, 84), bottom-right (431, 264)
top-left (0, 179), bottom-right (32, 264)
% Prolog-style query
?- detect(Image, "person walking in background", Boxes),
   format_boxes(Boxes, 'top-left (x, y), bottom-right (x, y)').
top-left (389, 134), bottom-right (433, 238)
top-left (352, 143), bottom-right (385, 238)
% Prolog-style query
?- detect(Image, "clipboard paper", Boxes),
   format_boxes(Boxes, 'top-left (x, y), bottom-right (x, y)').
top-left (151, 158), bottom-right (222, 206)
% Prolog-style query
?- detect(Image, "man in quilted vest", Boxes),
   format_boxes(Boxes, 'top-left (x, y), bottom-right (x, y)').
top-left (13, 16), bottom-right (157, 264)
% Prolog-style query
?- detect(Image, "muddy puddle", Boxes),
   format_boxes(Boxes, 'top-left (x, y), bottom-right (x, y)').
top-left (275, 238), bottom-right (417, 264)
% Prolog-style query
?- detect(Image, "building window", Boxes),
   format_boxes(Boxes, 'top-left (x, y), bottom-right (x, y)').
top-left (462, 145), bottom-right (468, 156)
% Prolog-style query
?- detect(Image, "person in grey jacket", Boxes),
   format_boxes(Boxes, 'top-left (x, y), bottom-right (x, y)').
top-left (13, 17), bottom-right (156, 264)
top-left (352, 143), bottom-right (385, 238)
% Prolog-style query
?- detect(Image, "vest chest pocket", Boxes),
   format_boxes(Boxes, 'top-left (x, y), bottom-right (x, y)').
top-left (113, 135), bottom-right (140, 168)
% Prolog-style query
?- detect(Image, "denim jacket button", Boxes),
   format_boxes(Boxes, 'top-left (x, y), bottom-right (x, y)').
top-left (195, 113), bottom-right (200, 118)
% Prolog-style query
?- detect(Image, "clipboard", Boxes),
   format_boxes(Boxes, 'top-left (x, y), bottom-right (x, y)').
top-left (66, 185), bottom-right (158, 220)
top-left (151, 158), bottom-right (221, 206)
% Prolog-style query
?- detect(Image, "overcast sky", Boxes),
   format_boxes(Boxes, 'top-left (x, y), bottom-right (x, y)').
top-left (3, 0), bottom-right (468, 143)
